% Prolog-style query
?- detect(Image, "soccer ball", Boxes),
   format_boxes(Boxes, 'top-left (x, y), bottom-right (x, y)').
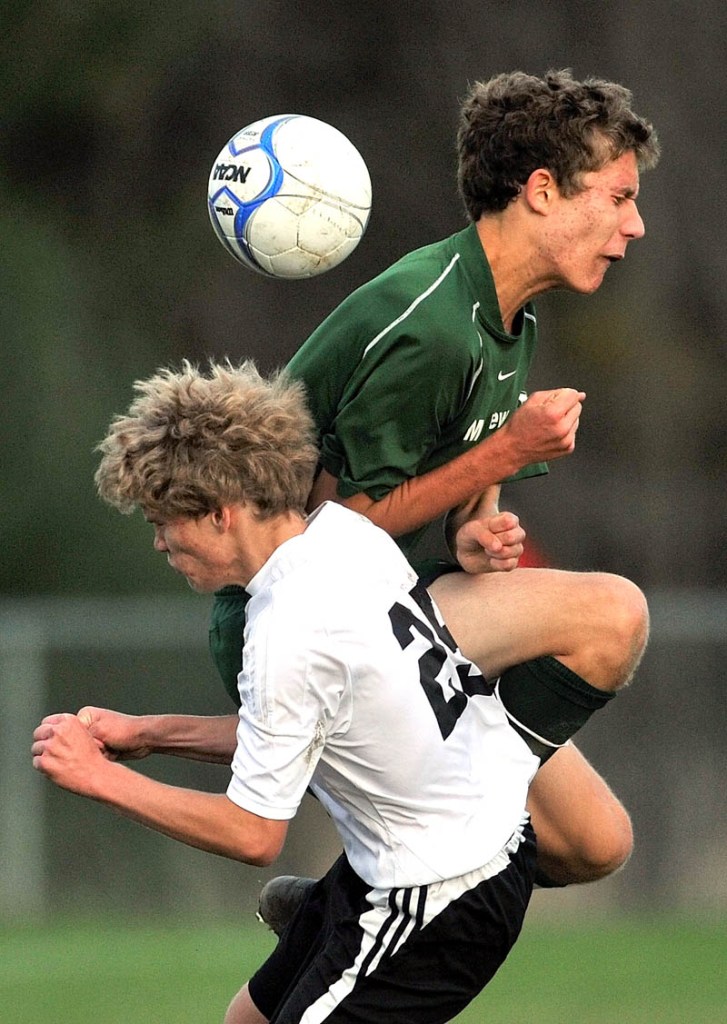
top-left (207, 114), bottom-right (372, 279)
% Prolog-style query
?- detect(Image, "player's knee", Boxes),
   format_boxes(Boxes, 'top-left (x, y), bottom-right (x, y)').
top-left (592, 574), bottom-right (650, 689)
top-left (578, 804), bottom-right (634, 881)
top-left (541, 802), bottom-right (634, 885)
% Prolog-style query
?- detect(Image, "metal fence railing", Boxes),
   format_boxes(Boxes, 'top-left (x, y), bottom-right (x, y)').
top-left (2, 590), bottom-right (725, 919)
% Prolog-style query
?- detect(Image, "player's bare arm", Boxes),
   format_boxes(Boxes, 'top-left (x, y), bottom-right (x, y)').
top-left (32, 712), bottom-right (286, 865)
top-left (77, 705), bottom-right (238, 764)
top-left (308, 387), bottom-right (585, 538)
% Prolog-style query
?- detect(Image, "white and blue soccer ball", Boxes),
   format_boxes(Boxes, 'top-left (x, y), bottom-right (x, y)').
top-left (207, 114), bottom-right (372, 279)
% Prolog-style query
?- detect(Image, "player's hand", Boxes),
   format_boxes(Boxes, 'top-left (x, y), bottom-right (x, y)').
top-left (454, 511), bottom-right (525, 574)
top-left (76, 706), bottom-right (152, 761)
top-left (31, 713), bottom-right (108, 796)
top-left (501, 388), bottom-right (586, 463)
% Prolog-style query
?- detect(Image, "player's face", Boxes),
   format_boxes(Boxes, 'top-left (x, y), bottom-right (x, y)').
top-left (149, 513), bottom-right (229, 593)
top-left (545, 151), bottom-right (645, 294)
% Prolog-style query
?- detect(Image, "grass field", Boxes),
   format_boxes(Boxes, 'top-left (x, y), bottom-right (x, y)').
top-left (1, 915), bottom-right (725, 1023)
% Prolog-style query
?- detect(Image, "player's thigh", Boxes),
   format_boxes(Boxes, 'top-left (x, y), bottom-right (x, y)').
top-left (427, 566), bottom-right (617, 678)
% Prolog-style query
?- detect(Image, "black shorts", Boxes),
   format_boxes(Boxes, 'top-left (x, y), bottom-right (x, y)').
top-left (248, 818), bottom-right (536, 1024)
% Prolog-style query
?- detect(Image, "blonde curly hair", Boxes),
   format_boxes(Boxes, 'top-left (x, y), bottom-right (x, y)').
top-left (95, 360), bottom-right (318, 520)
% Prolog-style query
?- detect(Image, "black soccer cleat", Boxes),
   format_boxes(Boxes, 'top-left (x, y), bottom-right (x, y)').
top-left (256, 875), bottom-right (317, 936)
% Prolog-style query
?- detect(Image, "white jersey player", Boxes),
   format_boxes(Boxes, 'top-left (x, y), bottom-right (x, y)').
top-left (33, 360), bottom-right (623, 1024)
top-left (226, 501), bottom-right (538, 1023)
top-left (229, 501), bottom-right (538, 888)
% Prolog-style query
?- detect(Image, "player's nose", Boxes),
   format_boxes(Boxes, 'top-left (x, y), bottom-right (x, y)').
top-left (623, 202), bottom-right (645, 240)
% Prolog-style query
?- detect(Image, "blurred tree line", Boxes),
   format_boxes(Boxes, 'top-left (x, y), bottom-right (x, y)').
top-left (1, 0), bottom-right (725, 596)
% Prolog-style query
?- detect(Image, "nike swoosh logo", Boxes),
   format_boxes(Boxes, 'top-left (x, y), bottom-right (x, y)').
top-left (498, 370), bottom-right (517, 381)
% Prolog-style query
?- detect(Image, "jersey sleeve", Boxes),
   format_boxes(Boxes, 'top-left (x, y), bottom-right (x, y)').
top-left (330, 340), bottom-right (472, 498)
top-left (301, 293), bottom-right (479, 501)
top-left (226, 611), bottom-right (351, 819)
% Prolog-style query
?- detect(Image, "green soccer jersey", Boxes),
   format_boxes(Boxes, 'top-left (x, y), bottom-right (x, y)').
top-left (211, 224), bottom-right (547, 702)
top-left (287, 223), bottom-right (547, 559)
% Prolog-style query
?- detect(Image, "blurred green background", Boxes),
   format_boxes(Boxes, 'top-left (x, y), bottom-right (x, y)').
top-left (2, 916), bottom-right (725, 1023)
top-left (1, 1), bottom-right (725, 1020)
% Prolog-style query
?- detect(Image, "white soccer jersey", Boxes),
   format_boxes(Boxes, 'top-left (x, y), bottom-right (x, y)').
top-left (227, 502), bottom-right (538, 888)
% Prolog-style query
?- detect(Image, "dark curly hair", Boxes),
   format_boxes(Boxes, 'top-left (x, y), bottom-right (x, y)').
top-left (457, 69), bottom-right (660, 220)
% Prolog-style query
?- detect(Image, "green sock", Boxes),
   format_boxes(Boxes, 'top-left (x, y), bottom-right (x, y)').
top-left (497, 656), bottom-right (615, 758)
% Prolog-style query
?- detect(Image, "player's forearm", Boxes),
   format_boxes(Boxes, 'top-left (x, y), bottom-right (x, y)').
top-left (139, 714), bottom-right (239, 764)
top-left (88, 760), bottom-right (285, 865)
top-left (342, 430), bottom-right (521, 537)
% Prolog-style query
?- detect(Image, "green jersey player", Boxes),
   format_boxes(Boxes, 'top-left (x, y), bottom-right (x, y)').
top-left (212, 69), bottom-right (660, 914)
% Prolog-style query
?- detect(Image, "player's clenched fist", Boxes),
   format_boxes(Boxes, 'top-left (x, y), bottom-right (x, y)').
top-left (502, 387), bottom-right (586, 463)
top-left (77, 705), bottom-right (153, 762)
top-left (455, 511), bottom-right (526, 575)
top-left (32, 712), bottom-right (107, 796)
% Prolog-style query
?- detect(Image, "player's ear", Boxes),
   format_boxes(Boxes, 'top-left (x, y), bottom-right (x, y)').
top-left (523, 169), bottom-right (558, 215)
top-left (210, 506), bottom-right (232, 531)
